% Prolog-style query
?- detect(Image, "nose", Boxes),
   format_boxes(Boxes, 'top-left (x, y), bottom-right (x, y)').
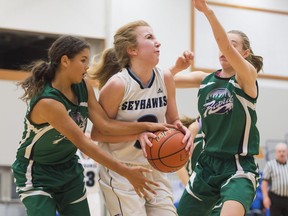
top-left (155, 40), bottom-right (161, 48)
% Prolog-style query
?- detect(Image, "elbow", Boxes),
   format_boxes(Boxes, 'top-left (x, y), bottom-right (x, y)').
top-left (96, 120), bottom-right (112, 136)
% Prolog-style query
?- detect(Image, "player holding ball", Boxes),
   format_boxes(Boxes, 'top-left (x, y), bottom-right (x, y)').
top-left (89, 20), bottom-right (193, 216)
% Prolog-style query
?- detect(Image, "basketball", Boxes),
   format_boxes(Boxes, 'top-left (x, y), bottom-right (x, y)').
top-left (146, 128), bottom-right (189, 173)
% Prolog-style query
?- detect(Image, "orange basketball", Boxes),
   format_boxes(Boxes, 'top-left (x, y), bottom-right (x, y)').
top-left (146, 128), bottom-right (189, 173)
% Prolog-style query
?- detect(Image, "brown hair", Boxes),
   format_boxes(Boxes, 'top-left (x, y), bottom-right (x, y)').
top-left (18, 35), bottom-right (90, 102)
top-left (228, 30), bottom-right (263, 73)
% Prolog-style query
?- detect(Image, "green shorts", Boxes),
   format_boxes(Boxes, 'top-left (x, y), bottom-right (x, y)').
top-left (12, 156), bottom-right (90, 216)
top-left (177, 152), bottom-right (259, 216)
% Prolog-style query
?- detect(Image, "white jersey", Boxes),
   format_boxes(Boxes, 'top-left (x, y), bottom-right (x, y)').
top-left (77, 150), bottom-right (104, 216)
top-left (77, 150), bottom-right (99, 194)
top-left (98, 67), bottom-right (168, 165)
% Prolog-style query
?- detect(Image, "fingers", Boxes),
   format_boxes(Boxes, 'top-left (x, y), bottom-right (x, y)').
top-left (186, 136), bottom-right (194, 152)
top-left (131, 167), bottom-right (160, 198)
top-left (145, 133), bottom-right (155, 147)
top-left (163, 123), bottom-right (176, 130)
top-left (139, 133), bottom-right (154, 157)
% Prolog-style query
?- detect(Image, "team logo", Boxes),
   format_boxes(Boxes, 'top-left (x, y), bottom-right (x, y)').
top-left (69, 110), bottom-right (87, 130)
top-left (203, 88), bottom-right (233, 117)
top-left (157, 88), bottom-right (163, 93)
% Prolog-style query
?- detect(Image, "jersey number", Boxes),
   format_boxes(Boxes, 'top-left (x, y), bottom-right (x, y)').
top-left (134, 115), bottom-right (158, 149)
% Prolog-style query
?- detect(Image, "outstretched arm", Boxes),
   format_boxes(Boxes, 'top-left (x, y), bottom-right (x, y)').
top-left (86, 79), bottom-right (169, 136)
top-left (192, 0), bottom-right (257, 97)
top-left (32, 97), bottom-right (159, 198)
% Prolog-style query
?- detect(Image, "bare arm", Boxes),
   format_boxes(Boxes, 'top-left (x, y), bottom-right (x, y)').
top-left (176, 166), bottom-right (189, 186)
top-left (174, 71), bottom-right (208, 88)
top-left (164, 69), bottom-right (193, 151)
top-left (169, 50), bottom-right (194, 75)
top-left (193, 0), bottom-right (257, 98)
top-left (261, 180), bottom-right (271, 209)
top-left (86, 79), bottom-right (168, 137)
top-left (31, 97), bottom-right (159, 198)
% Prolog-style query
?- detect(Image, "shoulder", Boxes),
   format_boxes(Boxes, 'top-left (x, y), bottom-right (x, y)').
top-left (99, 71), bottom-right (126, 99)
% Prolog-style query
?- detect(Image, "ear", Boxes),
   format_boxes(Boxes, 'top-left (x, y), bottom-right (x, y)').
top-left (243, 49), bottom-right (251, 59)
top-left (127, 46), bottom-right (137, 56)
top-left (60, 55), bottom-right (70, 67)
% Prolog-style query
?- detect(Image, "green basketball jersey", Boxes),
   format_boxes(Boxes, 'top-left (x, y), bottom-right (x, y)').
top-left (198, 71), bottom-right (259, 156)
top-left (16, 80), bottom-right (88, 164)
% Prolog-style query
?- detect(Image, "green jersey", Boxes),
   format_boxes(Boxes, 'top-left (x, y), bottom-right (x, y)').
top-left (16, 80), bottom-right (88, 164)
top-left (198, 71), bottom-right (259, 156)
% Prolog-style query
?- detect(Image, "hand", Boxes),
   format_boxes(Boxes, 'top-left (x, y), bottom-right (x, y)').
top-left (146, 122), bottom-right (176, 132)
top-left (192, 0), bottom-right (209, 13)
top-left (170, 51), bottom-right (194, 75)
top-left (176, 122), bottom-right (193, 153)
top-left (137, 131), bottom-right (156, 158)
top-left (263, 196), bottom-right (271, 209)
top-left (125, 166), bottom-right (160, 198)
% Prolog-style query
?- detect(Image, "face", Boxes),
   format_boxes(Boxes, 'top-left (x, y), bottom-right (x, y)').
top-left (218, 33), bottom-right (247, 69)
top-left (66, 48), bottom-right (90, 83)
top-left (133, 26), bottom-right (161, 67)
top-left (276, 144), bottom-right (288, 163)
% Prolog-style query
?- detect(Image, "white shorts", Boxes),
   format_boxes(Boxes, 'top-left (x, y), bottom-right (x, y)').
top-left (98, 163), bottom-right (177, 216)
top-left (86, 191), bottom-right (105, 216)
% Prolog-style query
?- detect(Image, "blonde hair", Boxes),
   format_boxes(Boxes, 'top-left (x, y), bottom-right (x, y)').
top-left (88, 20), bottom-right (150, 89)
top-left (180, 116), bottom-right (197, 128)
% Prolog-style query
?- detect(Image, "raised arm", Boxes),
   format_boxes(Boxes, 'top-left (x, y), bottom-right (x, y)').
top-left (193, 0), bottom-right (258, 98)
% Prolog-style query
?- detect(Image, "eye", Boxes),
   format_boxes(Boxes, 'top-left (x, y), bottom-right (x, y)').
top-left (81, 58), bottom-right (88, 63)
top-left (146, 34), bottom-right (153, 39)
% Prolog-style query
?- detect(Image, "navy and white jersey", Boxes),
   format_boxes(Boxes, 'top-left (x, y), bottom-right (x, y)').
top-left (98, 67), bottom-right (168, 165)
top-left (77, 150), bottom-right (99, 194)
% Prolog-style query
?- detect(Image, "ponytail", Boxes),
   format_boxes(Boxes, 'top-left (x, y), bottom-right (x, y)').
top-left (88, 48), bottom-right (121, 89)
top-left (18, 60), bottom-right (54, 102)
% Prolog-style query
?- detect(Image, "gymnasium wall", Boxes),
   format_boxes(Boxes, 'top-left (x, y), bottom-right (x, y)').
top-left (0, 0), bottom-right (288, 171)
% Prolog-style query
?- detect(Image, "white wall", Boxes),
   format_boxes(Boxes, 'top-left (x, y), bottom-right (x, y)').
top-left (0, 81), bottom-right (26, 165)
top-left (0, 0), bottom-right (288, 168)
top-left (0, 0), bottom-right (106, 38)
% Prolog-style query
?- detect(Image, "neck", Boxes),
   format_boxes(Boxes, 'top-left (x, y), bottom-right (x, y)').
top-left (129, 64), bottom-right (154, 85)
top-left (219, 69), bottom-right (235, 78)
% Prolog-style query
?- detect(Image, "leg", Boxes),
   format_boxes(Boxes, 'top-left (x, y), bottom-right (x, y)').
top-left (269, 193), bottom-right (285, 216)
top-left (220, 173), bottom-right (257, 216)
top-left (56, 173), bottom-right (90, 216)
top-left (177, 189), bottom-right (216, 216)
top-left (98, 165), bottom-right (146, 216)
top-left (145, 169), bottom-right (177, 216)
top-left (220, 200), bottom-right (244, 216)
top-left (21, 191), bottom-right (57, 216)
top-left (211, 200), bottom-right (222, 216)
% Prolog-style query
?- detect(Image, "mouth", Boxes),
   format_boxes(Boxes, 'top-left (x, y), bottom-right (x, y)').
top-left (219, 56), bottom-right (227, 61)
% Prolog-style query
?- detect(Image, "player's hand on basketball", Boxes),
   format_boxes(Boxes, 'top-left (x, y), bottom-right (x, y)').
top-left (147, 122), bottom-right (176, 132)
top-left (176, 123), bottom-right (193, 152)
top-left (125, 166), bottom-right (160, 198)
top-left (137, 132), bottom-right (156, 158)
